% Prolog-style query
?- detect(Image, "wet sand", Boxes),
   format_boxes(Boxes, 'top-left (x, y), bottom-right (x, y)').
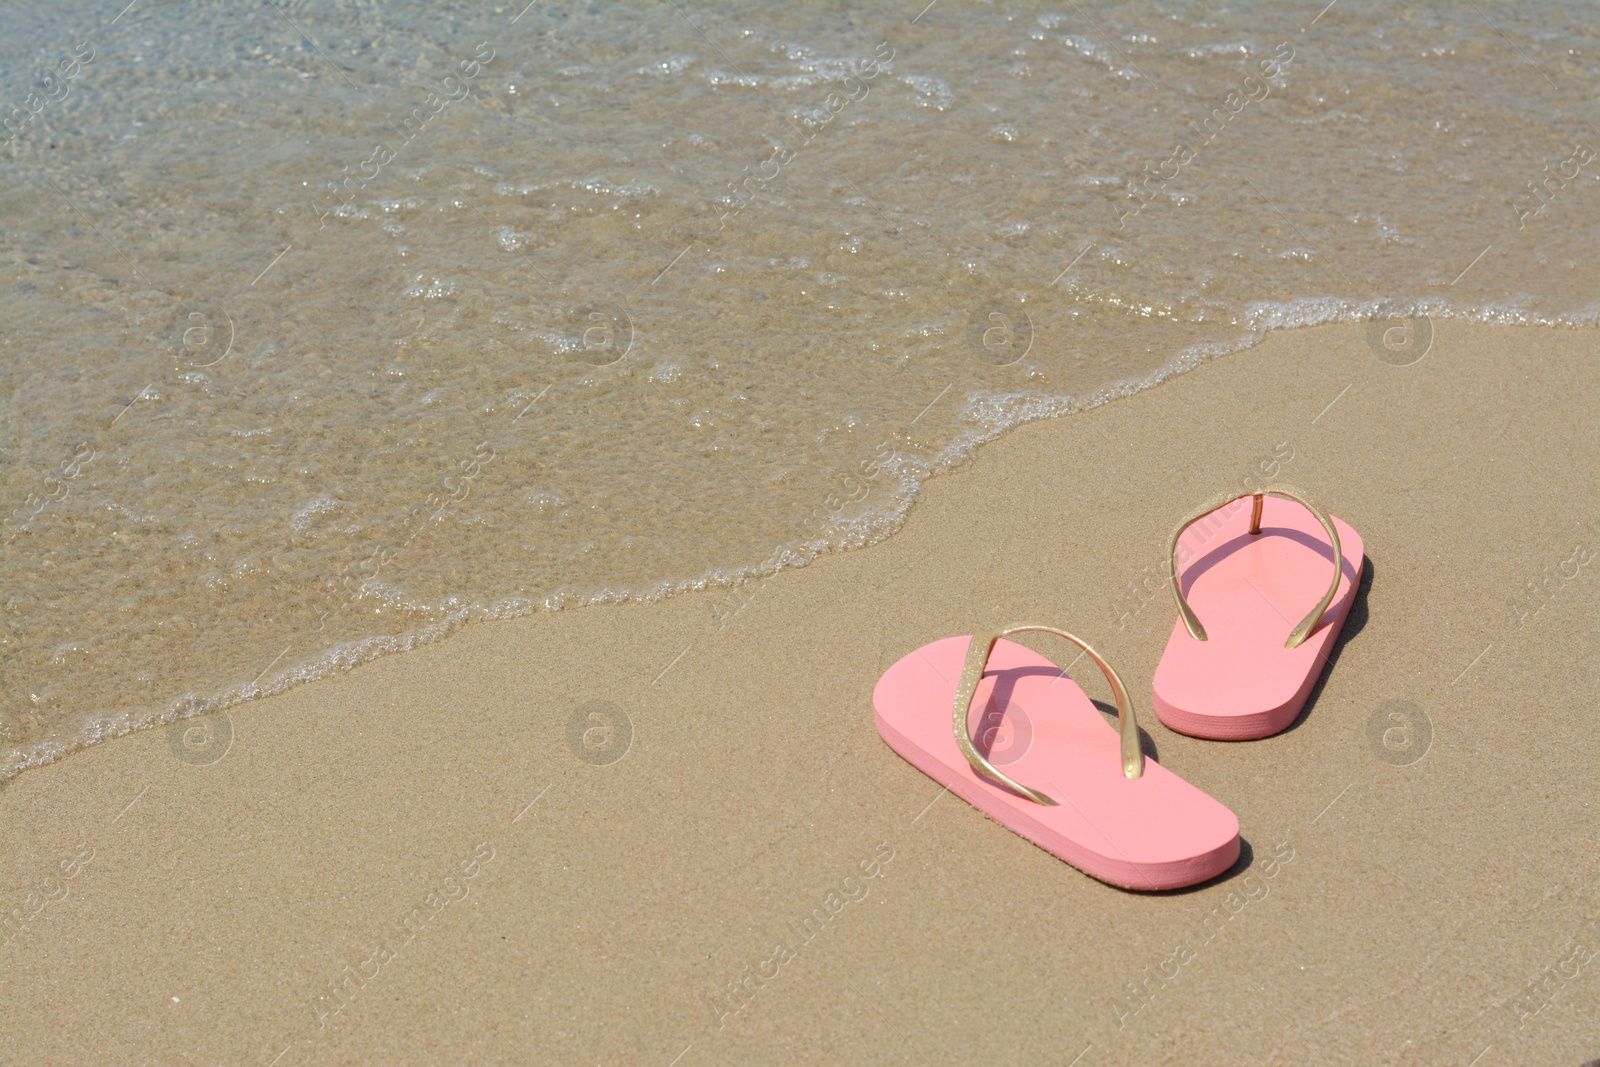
top-left (3, 320), bottom-right (1596, 1066)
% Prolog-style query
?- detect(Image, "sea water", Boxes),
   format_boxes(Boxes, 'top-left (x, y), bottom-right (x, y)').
top-left (2, 0), bottom-right (1595, 778)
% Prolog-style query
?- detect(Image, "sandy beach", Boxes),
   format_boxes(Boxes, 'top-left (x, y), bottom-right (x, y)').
top-left (3, 319), bottom-right (1596, 1065)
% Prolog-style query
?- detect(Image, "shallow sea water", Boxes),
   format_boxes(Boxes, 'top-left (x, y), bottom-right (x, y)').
top-left (2, 0), bottom-right (1596, 778)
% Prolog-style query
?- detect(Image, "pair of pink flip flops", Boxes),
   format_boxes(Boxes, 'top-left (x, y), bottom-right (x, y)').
top-left (873, 491), bottom-right (1364, 891)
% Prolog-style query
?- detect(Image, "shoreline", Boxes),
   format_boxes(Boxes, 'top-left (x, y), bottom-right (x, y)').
top-left (3, 319), bottom-right (1596, 1066)
top-left (11, 303), bottom-right (1596, 788)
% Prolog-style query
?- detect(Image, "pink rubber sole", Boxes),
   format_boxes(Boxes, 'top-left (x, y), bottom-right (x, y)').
top-left (874, 635), bottom-right (1240, 891)
top-left (1152, 497), bottom-right (1365, 741)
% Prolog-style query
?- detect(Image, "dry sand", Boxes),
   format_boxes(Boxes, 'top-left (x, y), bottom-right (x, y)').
top-left (3, 320), bottom-right (1597, 1066)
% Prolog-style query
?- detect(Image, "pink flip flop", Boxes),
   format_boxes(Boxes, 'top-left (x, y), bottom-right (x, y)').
top-left (874, 626), bottom-right (1241, 891)
top-left (1153, 489), bottom-right (1365, 741)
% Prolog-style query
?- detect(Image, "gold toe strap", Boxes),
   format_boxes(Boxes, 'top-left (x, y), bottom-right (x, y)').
top-left (1167, 486), bottom-right (1343, 650)
top-left (953, 625), bottom-right (1142, 807)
